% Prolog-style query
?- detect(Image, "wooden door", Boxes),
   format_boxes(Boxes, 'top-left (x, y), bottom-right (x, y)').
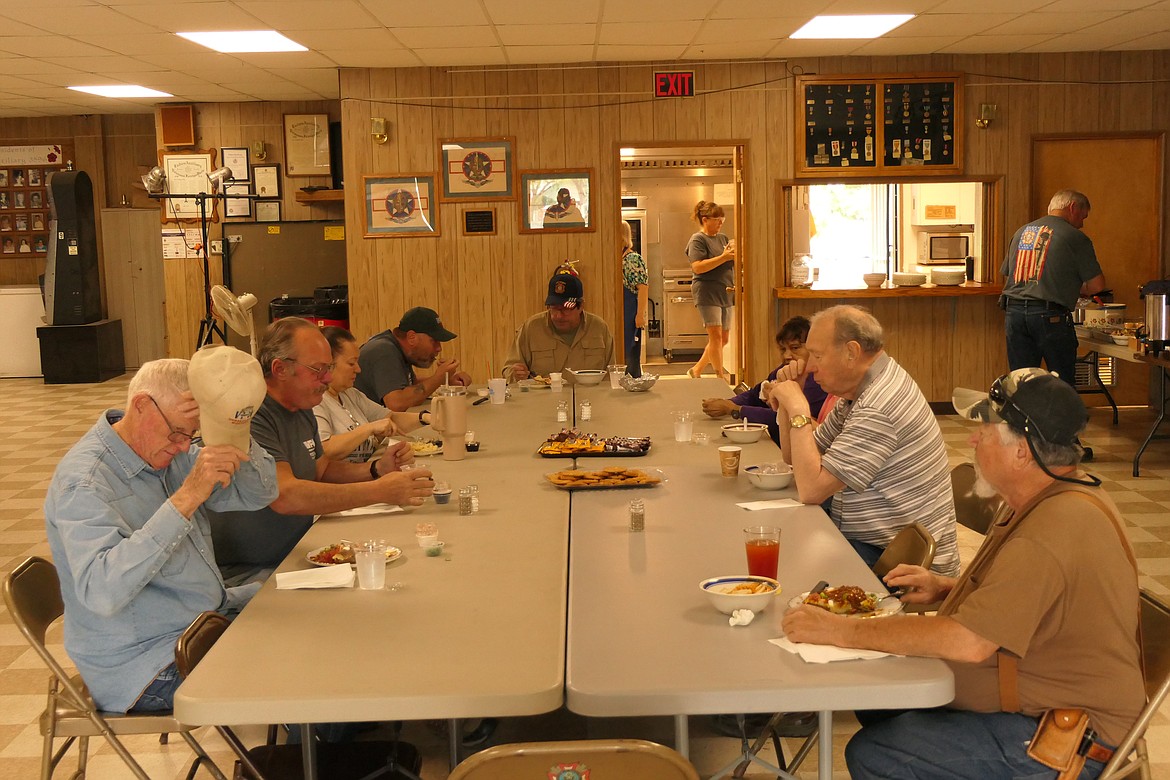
top-left (1032, 134), bottom-right (1163, 406)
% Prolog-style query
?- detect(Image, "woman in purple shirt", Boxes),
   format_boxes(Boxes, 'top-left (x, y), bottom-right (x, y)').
top-left (701, 316), bottom-right (830, 446)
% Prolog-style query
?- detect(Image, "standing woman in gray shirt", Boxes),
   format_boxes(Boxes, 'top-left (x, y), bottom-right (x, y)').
top-left (685, 200), bottom-right (737, 381)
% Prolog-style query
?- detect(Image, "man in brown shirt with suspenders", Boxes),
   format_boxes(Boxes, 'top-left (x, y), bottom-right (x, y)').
top-left (783, 367), bottom-right (1143, 779)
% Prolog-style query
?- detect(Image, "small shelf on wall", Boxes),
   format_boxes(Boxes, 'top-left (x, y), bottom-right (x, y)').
top-left (294, 189), bottom-right (344, 204)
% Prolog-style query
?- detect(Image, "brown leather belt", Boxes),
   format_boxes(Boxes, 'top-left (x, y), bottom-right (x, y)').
top-left (1084, 741), bottom-right (1115, 764)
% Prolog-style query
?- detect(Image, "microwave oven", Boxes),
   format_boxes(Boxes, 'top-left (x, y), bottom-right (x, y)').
top-left (918, 231), bottom-right (971, 264)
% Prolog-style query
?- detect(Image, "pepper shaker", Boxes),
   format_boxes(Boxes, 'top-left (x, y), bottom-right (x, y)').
top-left (579, 399), bottom-right (592, 422)
top-left (628, 498), bottom-right (645, 532)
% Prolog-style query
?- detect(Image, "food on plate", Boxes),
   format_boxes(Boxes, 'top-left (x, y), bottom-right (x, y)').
top-left (410, 439), bottom-right (442, 456)
top-left (545, 466), bottom-right (661, 489)
top-left (802, 585), bottom-right (879, 615)
top-left (718, 581), bottom-right (775, 595)
top-left (526, 375), bottom-right (551, 385)
top-left (309, 543), bottom-right (356, 565)
top-left (538, 428), bottom-right (651, 456)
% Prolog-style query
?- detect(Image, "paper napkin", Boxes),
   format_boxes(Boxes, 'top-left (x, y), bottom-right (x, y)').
top-left (275, 566), bottom-right (355, 590)
top-left (769, 636), bottom-right (895, 664)
top-left (325, 502), bottom-right (404, 517)
top-left (737, 499), bottom-right (803, 511)
top-left (729, 609), bottom-right (755, 627)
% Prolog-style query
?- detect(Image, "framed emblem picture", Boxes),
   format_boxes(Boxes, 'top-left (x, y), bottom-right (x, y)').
top-left (363, 174), bottom-right (440, 238)
top-left (519, 169), bottom-right (594, 234)
top-left (439, 137), bottom-right (515, 202)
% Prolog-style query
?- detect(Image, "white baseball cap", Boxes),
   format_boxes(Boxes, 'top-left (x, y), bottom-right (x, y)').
top-left (188, 345), bottom-right (266, 451)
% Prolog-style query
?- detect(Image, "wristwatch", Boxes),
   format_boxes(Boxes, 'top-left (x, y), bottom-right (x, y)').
top-left (789, 414), bottom-right (814, 429)
top-left (418, 410), bottom-right (429, 425)
top-left (369, 458), bottom-right (381, 479)
top-left (730, 408), bottom-right (742, 420)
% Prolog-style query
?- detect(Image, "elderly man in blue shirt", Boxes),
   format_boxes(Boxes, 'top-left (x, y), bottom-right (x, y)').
top-left (44, 356), bottom-right (277, 714)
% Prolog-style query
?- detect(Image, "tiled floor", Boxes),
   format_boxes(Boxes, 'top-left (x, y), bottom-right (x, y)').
top-left (0, 373), bottom-right (1167, 779)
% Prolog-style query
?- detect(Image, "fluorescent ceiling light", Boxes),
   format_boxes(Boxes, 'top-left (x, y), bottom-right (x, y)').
top-left (790, 15), bottom-right (914, 39)
top-left (68, 85), bottom-right (173, 98)
top-left (177, 30), bottom-right (307, 53)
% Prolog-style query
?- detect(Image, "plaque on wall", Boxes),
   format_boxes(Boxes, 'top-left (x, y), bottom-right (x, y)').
top-left (795, 74), bottom-right (962, 178)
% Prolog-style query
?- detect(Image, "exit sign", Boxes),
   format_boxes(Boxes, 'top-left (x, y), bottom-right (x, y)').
top-left (654, 71), bottom-right (695, 98)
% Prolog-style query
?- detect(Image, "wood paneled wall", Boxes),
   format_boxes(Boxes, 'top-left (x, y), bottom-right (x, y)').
top-left (338, 51), bottom-right (1170, 395)
top-left (154, 101), bottom-right (338, 357)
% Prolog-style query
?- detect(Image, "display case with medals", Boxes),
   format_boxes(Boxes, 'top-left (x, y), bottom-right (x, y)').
top-left (795, 74), bottom-right (963, 179)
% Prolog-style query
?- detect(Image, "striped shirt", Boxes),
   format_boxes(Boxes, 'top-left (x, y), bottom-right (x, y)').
top-left (814, 354), bottom-right (960, 576)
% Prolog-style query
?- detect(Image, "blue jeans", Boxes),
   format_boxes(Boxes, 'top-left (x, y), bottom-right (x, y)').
top-left (1005, 307), bottom-right (1078, 387)
top-left (130, 663), bottom-right (182, 712)
top-left (623, 287), bottom-right (642, 378)
top-left (846, 709), bottom-right (1108, 779)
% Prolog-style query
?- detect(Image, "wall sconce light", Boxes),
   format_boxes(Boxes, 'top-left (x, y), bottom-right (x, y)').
top-left (371, 117), bottom-right (389, 145)
top-left (976, 103), bottom-right (997, 129)
top-left (250, 140), bottom-right (267, 161)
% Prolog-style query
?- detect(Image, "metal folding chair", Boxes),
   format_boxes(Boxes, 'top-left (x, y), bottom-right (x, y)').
top-left (448, 739), bottom-right (698, 780)
top-left (3, 556), bottom-right (226, 780)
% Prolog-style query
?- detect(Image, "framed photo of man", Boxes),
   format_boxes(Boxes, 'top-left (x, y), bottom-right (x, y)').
top-left (519, 169), bottom-right (594, 234)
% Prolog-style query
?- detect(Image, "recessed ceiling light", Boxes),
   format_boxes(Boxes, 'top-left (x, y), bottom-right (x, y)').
top-left (68, 85), bottom-right (173, 98)
top-left (176, 30), bottom-right (307, 53)
top-left (790, 15), bottom-right (914, 39)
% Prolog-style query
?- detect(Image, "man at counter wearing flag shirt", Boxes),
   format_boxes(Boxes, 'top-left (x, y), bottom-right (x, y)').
top-left (1000, 189), bottom-right (1106, 387)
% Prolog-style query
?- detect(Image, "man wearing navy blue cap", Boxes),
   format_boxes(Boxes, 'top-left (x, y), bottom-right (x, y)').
top-left (503, 267), bottom-right (614, 382)
top-left (356, 306), bottom-right (472, 411)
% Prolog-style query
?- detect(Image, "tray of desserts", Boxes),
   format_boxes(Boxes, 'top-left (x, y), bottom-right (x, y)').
top-left (537, 428), bottom-right (651, 457)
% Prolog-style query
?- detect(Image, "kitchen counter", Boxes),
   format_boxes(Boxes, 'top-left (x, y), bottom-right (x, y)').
top-left (774, 281), bottom-right (1002, 300)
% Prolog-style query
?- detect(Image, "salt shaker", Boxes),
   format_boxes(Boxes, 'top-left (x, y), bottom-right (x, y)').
top-left (467, 484), bottom-right (480, 514)
top-left (579, 399), bottom-right (592, 421)
top-left (556, 401), bottom-right (569, 423)
top-left (628, 498), bottom-right (645, 532)
top-left (458, 487), bottom-right (474, 516)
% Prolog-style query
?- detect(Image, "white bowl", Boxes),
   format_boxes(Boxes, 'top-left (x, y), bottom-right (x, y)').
top-left (1112, 334), bottom-right (1130, 346)
top-left (567, 368), bottom-right (606, 386)
top-left (700, 575), bottom-right (781, 615)
top-left (931, 269), bottom-right (966, 286)
top-left (892, 272), bottom-right (927, 287)
top-left (721, 423), bottom-right (767, 443)
top-left (862, 273), bottom-right (886, 288)
top-left (744, 464), bottom-right (793, 490)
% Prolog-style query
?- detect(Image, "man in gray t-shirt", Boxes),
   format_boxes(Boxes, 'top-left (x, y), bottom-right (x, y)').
top-left (210, 317), bottom-right (435, 577)
top-left (355, 307), bottom-right (472, 411)
top-left (1000, 189), bottom-right (1106, 386)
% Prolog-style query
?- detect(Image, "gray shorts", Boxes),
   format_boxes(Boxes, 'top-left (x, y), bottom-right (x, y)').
top-left (696, 304), bottom-right (733, 330)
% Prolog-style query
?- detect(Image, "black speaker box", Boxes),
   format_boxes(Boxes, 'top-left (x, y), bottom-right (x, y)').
top-left (329, 120), bottom-right (343, 190)
top-left (44, 170), bottom-right (101, 325)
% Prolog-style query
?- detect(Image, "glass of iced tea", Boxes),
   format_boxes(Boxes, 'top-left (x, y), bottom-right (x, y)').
top-left (743, 526), bottom-right (781, 579)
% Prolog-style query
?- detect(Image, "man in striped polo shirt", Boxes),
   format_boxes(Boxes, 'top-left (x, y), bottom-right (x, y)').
top-left (767, 305), bottom-right (959, 575)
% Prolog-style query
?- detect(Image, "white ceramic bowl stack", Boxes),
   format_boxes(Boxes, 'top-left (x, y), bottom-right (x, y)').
top-left (930, 269), bottom-right (966, 286)
top-left (862, 273), bottom-right (886, 288)
top-left (892, 272), bottom-right (927, 287)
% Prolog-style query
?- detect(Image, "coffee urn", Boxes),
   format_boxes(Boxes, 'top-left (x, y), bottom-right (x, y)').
top-left (1141, 279), bottom-right (1170, 350)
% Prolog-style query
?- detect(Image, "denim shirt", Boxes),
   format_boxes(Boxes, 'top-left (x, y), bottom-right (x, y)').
top-left (43, 410), bottom-right (279, 713)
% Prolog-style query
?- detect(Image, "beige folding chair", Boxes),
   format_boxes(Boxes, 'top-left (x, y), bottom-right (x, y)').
top-left (950, 462), bottom-right (1002, 535)
top-left (448, 739), bottom-right (699, 780)
top-left (872, 522), bottom-right (936, 579)
top-left (1099, 590), bottom-right (1170, 780)
top-left (2, 556), bottom-right (226, 780)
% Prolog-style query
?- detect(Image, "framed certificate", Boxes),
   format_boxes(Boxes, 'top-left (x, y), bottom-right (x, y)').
top-left (253, 164), bottom-right (280, 199)
top-left (224, 183), bottom-right (252, 218)
top-left (221, 147), bottom-right (250, 182)
top-left (283, 114), bottom-right (331, 177)
top-left (158, 149), bottom-right (217, 223)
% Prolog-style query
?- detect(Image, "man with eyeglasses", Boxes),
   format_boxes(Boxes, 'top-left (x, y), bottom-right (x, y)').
top-left (211, 317), bottom-right (434, 579)
top-left (782, 368), bottom-right (1142, 780)
top-left (503, 265), bottom-right (614, 382)
top-left (355, 306), bottom-right (472, 411)
top-left (44, 356), bottom-right (278, 714)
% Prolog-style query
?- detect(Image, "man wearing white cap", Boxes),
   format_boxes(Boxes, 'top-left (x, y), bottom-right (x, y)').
top-left (211, 318), bottom-right (434, 575)
top-left (783, 368), bottom-right (1142, 780)
top-left (43, 352), bottom-right (277, 713)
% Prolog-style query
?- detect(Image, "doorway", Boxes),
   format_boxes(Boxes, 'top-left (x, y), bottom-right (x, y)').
top-left (1032, 134), bottom-right (1163, 406)
top-left (618, 144), bottom-right (746, 379)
